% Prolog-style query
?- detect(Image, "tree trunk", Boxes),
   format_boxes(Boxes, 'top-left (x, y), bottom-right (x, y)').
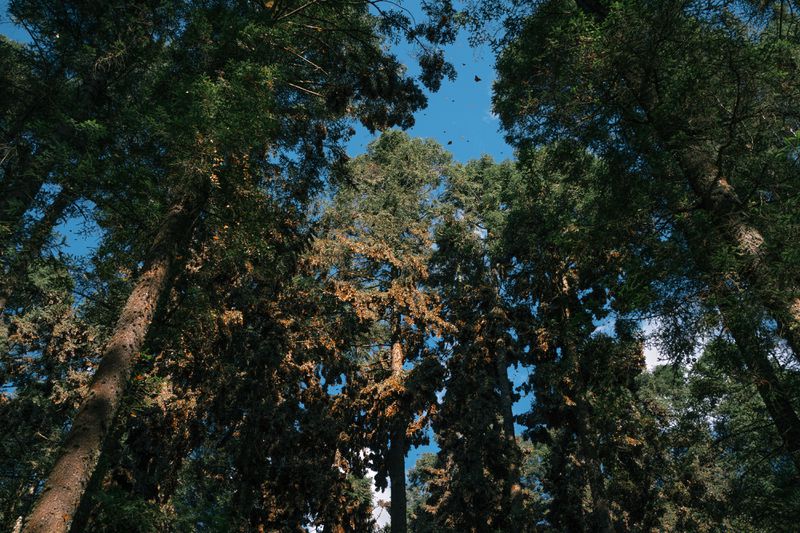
top-left (388, 430), bottom-right (407, 533)
top-left (495, 348), bottom-right (517, 441)
top-left (22, 196), bottom-right (194, 533)
top-left (677, 197), bottom-right (800, 468)
top-left (721, 303), bottom-right (800, 470)
top-left (388, 318), bottom-right (407, 533)
top-left (493, 337), bottom-right (522, 501)
top-left (573, 0), bottom-right (800, 365)
top-left (576, 399), bottom-right (613, 532)
top-left (677, 149), bottom-right (800, 366)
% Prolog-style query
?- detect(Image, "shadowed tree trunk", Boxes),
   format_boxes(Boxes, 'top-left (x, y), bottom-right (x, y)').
top-left (612, 3), bottom-right (800, 446)
top-left (677, 149), bottom-right (800, 367)
top-left (721, 302), bottom-right (800, 470)
top-left (491, 301), bottom-right (522, 502)
top-left (675, 199), bottom-right (800, 469)
top-left (573, 374), bottom-right (613, 533)
top-left (571, 0), bottom-right (800, 365)
top-left (388, 316), bottom-right (407, 533)
top-left (22, 196), bottom-right (196, 533)
top-left (669, 194), bottom-right (800, 467)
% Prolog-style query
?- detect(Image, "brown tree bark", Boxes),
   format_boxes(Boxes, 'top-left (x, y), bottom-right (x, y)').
top-left (673, 193), bottom-right (800, 466)
top-left (662, 141), bottom-right (800, 466)
top-left (22, 196), bottom-right (195, 533)
top-left (677, 149), bottom-right (800, 366)
top-left (570, 354), bottom-right (616, 532)
top-left (388, 316), bottom-right (407, 533)
top-left (387, 430), bottom-right (407, 533)
top-left (487, 285), bottom-right (517, 445)
top-left (491, 306), bottom-right (522, 501)
top-left (495, 353), bottom-right (516, 439)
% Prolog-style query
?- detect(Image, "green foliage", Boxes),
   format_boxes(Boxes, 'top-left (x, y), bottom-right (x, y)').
top-left (3, 1), bottom-right (800, 531)
top-left (312, 130), bottom-right (452, 497)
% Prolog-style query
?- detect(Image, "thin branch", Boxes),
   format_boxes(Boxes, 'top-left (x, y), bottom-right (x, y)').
top-left (277, 0), bottom-right (323, 22)
top-left (282, 45), bottom-right (329, 74)
top-left (286, 81), bottom-right (323, 98)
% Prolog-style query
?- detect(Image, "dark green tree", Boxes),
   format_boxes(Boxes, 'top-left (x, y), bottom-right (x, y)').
top-left (5, 1), bottom-right (453, 530)
top-left (490, 0), bottom-right (800, 465)
top-left (424, 158), bottom-right (528, 531)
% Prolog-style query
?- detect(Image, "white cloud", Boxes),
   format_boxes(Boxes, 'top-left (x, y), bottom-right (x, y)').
top-left (643, 342), bottom-right (663, 370)
top-left (366, 468), bottom-right (391, 528)
top-left (642, 319), bottom-right (664, 370)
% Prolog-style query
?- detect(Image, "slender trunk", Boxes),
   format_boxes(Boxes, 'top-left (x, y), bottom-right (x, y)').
top-left (22, 197), bottom-right (194, 533)
top-left (494, 338), bottom-right (516, 442)
top-left (565, 339), bottom-right (611, 532)
top-left (683, 170), bottom-right (800, 454)
top-left (388, 432), bottom-right (407, 533)
top-left (9, 479), bottom-right (34, 533)
top-left (679, 205), bottom-right (800, 468)
top-left (493, 338), bottom-right (521, 501)
top-left (576, 0), bottom-right (800, 364)
top-left (575, 395), bottom-right (612, 532)
top-left (558, 276), bottom-right (613, 530)
top-left (388, 316), bottom-right (407, 533)
top-left (670, 145), bottom-right (800, 465)
top-left (0, 188), bottom-right (72, 314)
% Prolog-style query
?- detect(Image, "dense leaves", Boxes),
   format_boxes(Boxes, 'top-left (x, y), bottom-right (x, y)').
top-left (2, 0), bottom-right (799, 531)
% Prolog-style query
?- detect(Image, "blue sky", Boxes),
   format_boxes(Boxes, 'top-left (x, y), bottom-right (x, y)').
top-left (1, 0), bottom-right (511, 162)
top-left (1, 0), bottom-right (512, 253)
top-left (347, 16), bottom-right (512, 163)
top-left (0, 0), bottom-right (25, 41)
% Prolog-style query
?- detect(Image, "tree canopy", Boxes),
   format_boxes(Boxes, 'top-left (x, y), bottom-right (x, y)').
top-left (1, 1), bottom-right (799, 532)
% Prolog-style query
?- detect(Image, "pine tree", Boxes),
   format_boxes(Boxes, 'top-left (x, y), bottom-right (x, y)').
top-left (312, 131), bottom-right (451, 532)
top-left (11, 1), bottom-right (453, 529)
top-left (425, 158), bottom-right (527, 531)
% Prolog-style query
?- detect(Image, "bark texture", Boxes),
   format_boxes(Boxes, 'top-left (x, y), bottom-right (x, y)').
top-left (22, 197), bottom-right (193, 533)
top-left (388, 322), bottom-right (407, 533)
top-left (676, 154), bottom-right (800, 461)
top-left (491, 306), bottom-right (521, 501)
top-left (572, 0), bottom-right (800, 363)
top-left (721, 303), bottom-right (800, 469)
top-left (678, 150), bottom-right (800, 365)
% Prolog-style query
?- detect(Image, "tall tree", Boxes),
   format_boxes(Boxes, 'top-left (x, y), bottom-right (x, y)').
top-left (313, 131), bottom-right (451, 532)
top-left (488, 0), bottom-right (800, 464)
top-left (13, 0), bottom-right (453, 529)
top-left (493, 146), bottom-right (672, 530)
top-left (425, 158), bottom-right (527, 530)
